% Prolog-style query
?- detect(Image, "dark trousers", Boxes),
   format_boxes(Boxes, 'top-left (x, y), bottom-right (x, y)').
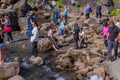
top-left (6, 32), bottom-right (13, 42)
top-left (73, 34), bottom-right (79, 49)
top-left (96, 12), bottom-right (102, 18)
top-left (104, 36), bottom-right (108, 47)
top-left (64, 14), bottom-right (67, 23)
top-left (108, 40), bottom-right (118, 59)
top-left (32, 42), bottom-right (38, 57)
top-left (86, 13), bottom-right (90, 19)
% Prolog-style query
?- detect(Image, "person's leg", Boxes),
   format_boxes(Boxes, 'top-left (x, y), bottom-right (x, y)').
top-left (32, 42), bottom-right (35, 57)
top-left (34, 42), bottom-right (38, 57)
top-left (64, 15), bottom-right (67, 23)
top-left (8, 32), bottom-right (13, 41)
top-left (86, 13), bottom-right (89, 19)
top-left (52, 45), bottom-right (58, 51)
top-left (73, 35), bottom-right (78, 49)
top-left (113, 41), bottom-right (118, 59)
top-left (107, 40), bottom-right (113, 59)
top-left (5, 32), bottom-right (10, 42)
top-left (96, 12), bottom-right (98, 18)
top-left (104, 36), bottom-right (108, 47)
top-left (99, 12), bottom-right (102, 18)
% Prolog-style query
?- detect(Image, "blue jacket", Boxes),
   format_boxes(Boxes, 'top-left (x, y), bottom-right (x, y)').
top-left (86, 7), bottom-right (92, 13)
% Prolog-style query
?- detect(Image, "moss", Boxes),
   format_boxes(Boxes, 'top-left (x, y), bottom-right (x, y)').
top-left (96, 0), bottom-right (101, 2)
top-left (76, 3), bottom-right (83, 8)
top-left (110, 9), bottom-right (120, 16)
top-left (27, 0), bottom-right (31, 3)
top-left (56, 0), bottom-right (64, 9)
top-left (113, 0), bottom-right (120, 2)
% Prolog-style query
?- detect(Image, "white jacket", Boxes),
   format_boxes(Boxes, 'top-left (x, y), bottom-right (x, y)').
top-left (30, 27), bottom-right (39, 42)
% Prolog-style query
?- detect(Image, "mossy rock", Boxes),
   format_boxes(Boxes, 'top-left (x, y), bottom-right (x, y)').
top-left (110, 9), bottom-right (120, 16)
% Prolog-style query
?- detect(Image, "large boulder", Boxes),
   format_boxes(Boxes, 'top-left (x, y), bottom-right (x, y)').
top-left (18, 17), bottom-right (28, 31)
top-left (8, 75), bottom-right (25, 80)
top-left (38, 38), bottom-right (52, 51)
top-left (12, 0), bottom-right (32, 17)
top-left (0, 62), bottom-right (20, 77)
top-left (106, 59), bottom-right (120, 80)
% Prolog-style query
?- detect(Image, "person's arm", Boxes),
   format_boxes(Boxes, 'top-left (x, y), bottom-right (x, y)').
top-left (115, 28), bottom-right (120, 42)
top-left (107, 32), bottom-right (110, 40)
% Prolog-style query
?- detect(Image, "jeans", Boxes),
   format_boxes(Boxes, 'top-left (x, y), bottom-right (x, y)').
top-left (27, 24), bottom-right (33, 39)
top-left (73, 34), bottom-right (79, 49)
top-left (32, 42), bottom-right (38, 57)
top-left (108, 40), bottom-right (118, 59)
top-left (96, 12), bottom-right (102, 18)
top-left (6, 32), bottom-right (13, 42)
top-left (86, 13), bottom-right (90, 19)
top-left (59, 28), bottom-right (64, 36)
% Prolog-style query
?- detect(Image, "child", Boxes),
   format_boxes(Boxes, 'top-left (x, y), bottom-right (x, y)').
top-left (0, 27), bottom-right (4, 64)
top-left (59, 18), bottom-right (64, 36)
top-left (101, 22), bottom-right (109, 47)
top-left (79, 27), bottom-right (85, 48)
top-left (30, 22), bottom-right (39, 57)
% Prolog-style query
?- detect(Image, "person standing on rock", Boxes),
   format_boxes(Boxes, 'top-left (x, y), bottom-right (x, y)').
top-left (48, 23), bottom-right (59, 51)
top-left (85, 4), bottom-right (92, 19)
top-left (30, 22), bottom-right (39, 57)
top-left (96, 3), bottom-right (102, 18)
top-left (59, 18), bottom-right (65, 36)
top-left (101, 22), bottom-right (109, 48)
top-left (26, 11), bottom-right (36, 39)
top-left (64, 6), bottom-right (68, 24)
top-left (73, 23), bottom-right (80, 49)
top-left (107, 21), bottom-right (120, 60)
top-left (1, 15), bottom-right (13, 44)
top-left (0, 27), bottom-right (4, 64)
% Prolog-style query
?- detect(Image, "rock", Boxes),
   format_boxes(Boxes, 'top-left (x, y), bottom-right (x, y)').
top-left (18, 17), bottom-right (28, 31)
top-left (0, 62), bottom-right (20, 77)
top-left (1, 0), bottom-right (11, 4)
top-left (65, 35), bottom-right (73, 43)
top-left (40, 23), bottom-right (50, 35)
top-left (106, 59), bottom-right (120, 80)
top-left (83, 18), bottom-right (99, 26)
top-left (12, 0), bottom-right (32, 17)
top-left (8, 75), bottom-right (25, 80)
top-left (29, 56), bottom-right (43, 65)
top-left (101, 0), bottom-right (108, 6)
top-left (89, 57), bottom-right (101, 65)
top-left (38, 38), bottom-right (52, 51)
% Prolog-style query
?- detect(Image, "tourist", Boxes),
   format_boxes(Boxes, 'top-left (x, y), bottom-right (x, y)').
top-left (56, 7), bottom-right (61, 20)
top-left (107, 21), bottom-right (120, 60)
top-left (1, 15), bottom-right (13, 43)
top-left (115, 18), bottom-right (120, 29)
top-left (0, 27), bottom-right (4, 64)
top-left (52, 14), bottom-right (58, 25)
top-left (30, 22), bottom-right (39, 57)
top-left (73, 23), bottom-right (80, 49)
top-left (79, 27), bottom-right (85, 48)
top-left (64, 6), bottom-right (68, 24)
top-left (51, 0), bottom-right (56, 10)
top-left (101, 15), bottom-right (109, 25)
top-left (59, 18), bottom-right (64, 36)
top-left (85, 4), bottom-right (92, 19)
top-left (26, 11), bottom-right (36, 39)
top-left (71, 0), bottom-right (76, 6)
top-left (101, 22), bottom-right (109, 47)
top-left (48, 23), bottom-right (59, 51)
top-left (96, 3), bottom-right (102, 18)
